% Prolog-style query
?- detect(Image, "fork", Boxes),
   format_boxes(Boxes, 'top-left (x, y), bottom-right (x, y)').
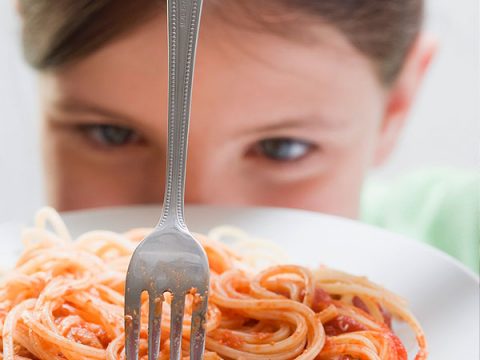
top-left (124, 0), bottom-right (209, 359)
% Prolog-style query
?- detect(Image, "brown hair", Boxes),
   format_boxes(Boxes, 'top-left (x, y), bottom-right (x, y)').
top-left (19, 0), bottom-right (423, 84)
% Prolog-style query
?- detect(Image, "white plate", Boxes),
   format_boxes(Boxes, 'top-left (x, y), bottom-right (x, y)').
top-left (1, 205), bottom-right (478, 359)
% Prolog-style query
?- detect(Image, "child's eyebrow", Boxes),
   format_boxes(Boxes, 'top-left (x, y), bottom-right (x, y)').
top-left (54, 99), bottom-right (132, 123)
top-left (47, 98), bottom-right (162, 136)
top-left (242, 116), bottom-right (347, 135)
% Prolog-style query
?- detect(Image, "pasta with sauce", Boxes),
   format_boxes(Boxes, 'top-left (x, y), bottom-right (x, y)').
top-left (0, 208), bottom-right (427, 359)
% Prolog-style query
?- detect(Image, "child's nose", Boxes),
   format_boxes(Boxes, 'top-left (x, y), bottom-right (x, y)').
top-left (184, 170), bottom-right (217, 204)
top-left (183, 161), bottom-right (240, 205)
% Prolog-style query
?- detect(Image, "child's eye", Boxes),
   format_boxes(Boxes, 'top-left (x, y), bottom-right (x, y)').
top-left (253, 138), bottom-right (315, 161)
top-left (80, 124), bottom-right (144, 147)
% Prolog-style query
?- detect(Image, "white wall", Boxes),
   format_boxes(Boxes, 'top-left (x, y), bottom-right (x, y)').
top-left (0, 0), bottom-right (478, 222)
top-left (0, 1), bottom-right (43, 222)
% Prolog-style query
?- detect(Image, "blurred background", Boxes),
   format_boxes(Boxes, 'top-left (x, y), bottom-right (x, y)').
top-left (0, 0), bottom-right (478, 221)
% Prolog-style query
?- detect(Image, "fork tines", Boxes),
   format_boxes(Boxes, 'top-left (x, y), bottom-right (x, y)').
top-left (125, 282), bottom-right (209, 360)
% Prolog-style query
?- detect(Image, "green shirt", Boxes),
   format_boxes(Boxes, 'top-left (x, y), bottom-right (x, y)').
top-left (361, 169), bottom-right (479, 273)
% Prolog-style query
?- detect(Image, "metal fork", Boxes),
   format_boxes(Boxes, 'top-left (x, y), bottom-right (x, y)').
top-left (125, 1), bottom-right (208, 359)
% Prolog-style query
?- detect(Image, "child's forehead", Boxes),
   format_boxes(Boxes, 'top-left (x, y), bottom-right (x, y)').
top-left (199, 14), bottom-right (370, 77)
top-left (52, 12), bottom-right (375, 86)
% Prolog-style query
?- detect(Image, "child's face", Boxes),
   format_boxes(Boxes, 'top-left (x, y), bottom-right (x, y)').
top-left (39, 13), bottom-right (410, 218)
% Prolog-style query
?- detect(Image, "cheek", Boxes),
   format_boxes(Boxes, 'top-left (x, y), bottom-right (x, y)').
top-left (42, 125), bottom-right (165, 211)
top-left (243, 134), bottom-right (379, 218)
top-left (248, 165), bottom-right (367, 219)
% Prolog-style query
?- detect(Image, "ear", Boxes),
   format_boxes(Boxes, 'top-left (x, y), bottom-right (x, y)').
top-left (14, 0), bottom-right (23, 16)
top-left (373, 33), bottom-right (437, 166)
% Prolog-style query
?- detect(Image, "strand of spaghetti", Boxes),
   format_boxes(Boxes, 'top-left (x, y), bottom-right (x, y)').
top-left (210, 293), bottom-right (325, 358)
top-left (75, 231), bottom-right (137, 256)
top-left (2, 299), bottom-right (35, 360)
top-left (34, 207), bottom-right (72, 243)
top-left (17, 323), bottom-right (61, 360)
top-left (223, 310), bottom-right (309, 353)
top-left (319, 282), bottom-right (424, 337)
top-left (317, 343), bottom-right (381, 360)
top-left (250, 265), bottom-right (315, 306)
top-left (313, 269), bottom-right (407, 306)
top-left (316, 304), bottom-right (338, 323)
top-left (342, 285), bottom-right (424, 356)
top-left (22, 312), bottom-right (106, 359)
top-left (205, 337), bottom-right (308, 360)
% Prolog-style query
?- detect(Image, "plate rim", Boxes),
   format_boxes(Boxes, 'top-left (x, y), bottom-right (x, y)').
top-left (57, 204), bottom-right (479, 283)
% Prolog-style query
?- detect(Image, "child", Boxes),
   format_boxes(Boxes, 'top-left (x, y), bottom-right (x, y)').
top-left (17, 0), bottom-right (478, 271)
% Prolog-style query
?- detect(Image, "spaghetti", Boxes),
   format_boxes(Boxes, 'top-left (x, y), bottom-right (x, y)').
top-left (0, 208), bottom-right (427, 359)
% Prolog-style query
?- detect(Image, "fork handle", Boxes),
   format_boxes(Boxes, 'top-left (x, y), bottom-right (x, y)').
top-left (160, 0), bottom-right (204, 229)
